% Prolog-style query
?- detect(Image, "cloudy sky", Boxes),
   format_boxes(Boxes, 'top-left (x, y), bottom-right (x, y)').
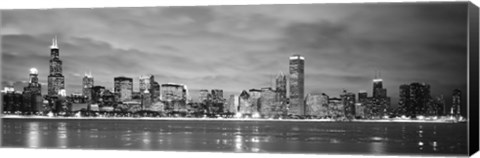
top-left (1, 2), bottom-right (468, 105)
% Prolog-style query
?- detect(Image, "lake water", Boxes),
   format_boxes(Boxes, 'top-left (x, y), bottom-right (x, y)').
top-left (1, 118), bottom-right (468, 156)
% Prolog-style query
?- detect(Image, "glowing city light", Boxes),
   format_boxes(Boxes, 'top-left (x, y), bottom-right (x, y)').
top-left (29, 68), bottom-right (38, 74)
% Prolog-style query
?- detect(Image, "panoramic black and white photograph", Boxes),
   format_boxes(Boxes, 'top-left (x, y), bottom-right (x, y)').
top-left (0, 1), bottom-right (478, 157)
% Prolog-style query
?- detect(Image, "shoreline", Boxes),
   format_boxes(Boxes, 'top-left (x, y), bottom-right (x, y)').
top-left (1, 115), bottom-right (464, 123)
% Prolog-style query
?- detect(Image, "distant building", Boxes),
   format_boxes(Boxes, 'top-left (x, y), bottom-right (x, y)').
top-left (160, 83), bottom-right (187, 102)
top-left (328, 97), bottom-right (344, 119)
top-left (289, 55), bottom-right (305, 116)
top-left (452, 89), bottom-right (461, 116)
top-left (355, 103), bottom-right (365, 119)
top-left (249, 89), bottom-right (262, 114)
top-left (398, 82), bottom-right (431, 117)
top-left (160, 83), bottom-right (188, 112)
top-left (139, 74), bottom-right (154, 94)
top-left (114, 76), bottom-right (133, 102)
top-left (211, 89), bottom-right (224, 102)
top-left (225, 94), bottom-right (239, 114)
top-left (152, 81), bottom-right (160, 101)
top-left (275, 72), bottom-right (287, 103)
top-left (91, 86), bottom-right (106, 104)
top-left (260, 88), bottom-right (276, 118)
top-left (199, 89), bottom-right (209, 103)
top-left (211, 89), bottom-right (225, 114)
top-left (23, 68), bottom-right (43, 113)
top-left (141, 90), bottom-right (152, 110)
top-left (358, 91), bottom-right (368, 103)
top-left (305, 93), bottom-right (329, 118)
top-left (340, 90), bottom-right (356, 119)
top-left (47, 37), bottom-right (65, 96)
top-left (2, 91), bottom-right (24, 113)
top-left (82, 73), bottom-right (94, 101)
top-left (238, 90), bottom-right (251, 115)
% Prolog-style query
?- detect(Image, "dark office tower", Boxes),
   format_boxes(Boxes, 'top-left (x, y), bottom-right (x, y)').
top-left (358, 90), bottom-right (368, 103)
top-left (275, 72), bottom-right (287, 102)
top-left (82, 73), bottom-right (94, 101)
top-left (47, 37), bottom-right (65, 96)
top-left (114, 76), bottom-right (133, 102)
top-left (399, 84), bottom-right (410, 115)
top-left (452, 89), bottom-right (461, 116)
top-left (402, 82), bottom-right (431, 117)
top-left (289, 54), bottom-right (305, 116)
top-left (211, 89), bottom-right (224, 113)
top-left (372, 71), bottom-right (386, 98)
top-left (211, 89), bottom-right (224, 102)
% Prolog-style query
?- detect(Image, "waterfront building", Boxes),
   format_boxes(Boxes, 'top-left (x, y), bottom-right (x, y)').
top-left (372, 77), bottom-right (386, 99)
top-left (358, 90), bottom-right (368, 103)
top-left (275, 72), bottom-right (287, 102)
top-left (91, 86), bottom-right (106, 104)
top-left (225, 94), bottom-right (239, 114)
top-left (398, 82), bottom-right (431, 117)
top-left (238, 90), bottom-right (251, 115)
top-left (114, 76), bottom-right (133, 102)
top-left (101, 89), bottom-right (116, 108)
top-left (160, 83), bottom-right (187, 102)
top-left (289, 54), bottom-right (305, 116)
top-left (2, 91), bottom-right (23, 113)
top-left (340, 90), bottom-right (356, 119)
top-left (82, 72), bottom-right (94, 101)
top-left (211, 89), bottom-right (225, 113)
top-left (152, 81), bottom-right (160, 101)
top-left (328, 97), bottom-right (344, 119)
top-left (260, 88), bottom-right (276, 118)
top-left (249, 89), bottom-right (262, 115)
top-left (23, 68), bottom-right (43, 113)
top-left (355, 103), bottom-right (365, 119)
top-left (199, 89), bottom-right (209, 103)
top-left (141, 89), bottom-right (152, 110)
top-left (47, 37), bottom-right (65, 96)
top-left (160, 83), bottom-right (188, 112)
top-left (305, 93), bottom-right (329, 118)
top-left (452, 89), bottom-right (461, 116)
top-left (139, 74), bottom-right (154, 94)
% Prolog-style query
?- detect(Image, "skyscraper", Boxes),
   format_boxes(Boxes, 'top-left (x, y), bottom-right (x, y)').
top-left (47, 37), bottom-right (65, 96)
top-left (372, 71), bottom-right (386, 98)
top-left (114, 76), bottom-right (133, 102)
top-left (452, 89), bottom-right (461, 116)
top-left (399, 82), bottom-right (431, 117)
top-left (199, 89), bottom-right (209, 103)
top-left (340, 90), bottom-right (356, 119)
top-left (139, 74), bottom-right (154, 93)
top-left (289, 54), bottom-right (305, 116)
top-left (23, 68), bottom-right (43, 113)
top-left (358, 90), bottom-right (368, 103)
top-left (82, 73), bottom-right (94, 101)
top-left (275, 72), bottom-right (287, 103)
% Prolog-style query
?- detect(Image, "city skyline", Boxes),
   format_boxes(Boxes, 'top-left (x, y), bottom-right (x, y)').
top-left (1, 3), bottom-right (468, 106)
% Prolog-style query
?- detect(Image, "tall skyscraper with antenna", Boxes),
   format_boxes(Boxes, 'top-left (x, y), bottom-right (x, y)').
top-left (47, 36), bottom-right (65, 96)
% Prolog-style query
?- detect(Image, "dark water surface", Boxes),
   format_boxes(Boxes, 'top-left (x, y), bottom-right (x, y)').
top-left (1, 119), bottom-right (468, 156)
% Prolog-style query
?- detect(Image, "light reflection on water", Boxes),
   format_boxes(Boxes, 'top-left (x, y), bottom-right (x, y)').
top-left (1, 119), bottom-right (468, 155)
top-left (26, 122), bottom-right (40, 148)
